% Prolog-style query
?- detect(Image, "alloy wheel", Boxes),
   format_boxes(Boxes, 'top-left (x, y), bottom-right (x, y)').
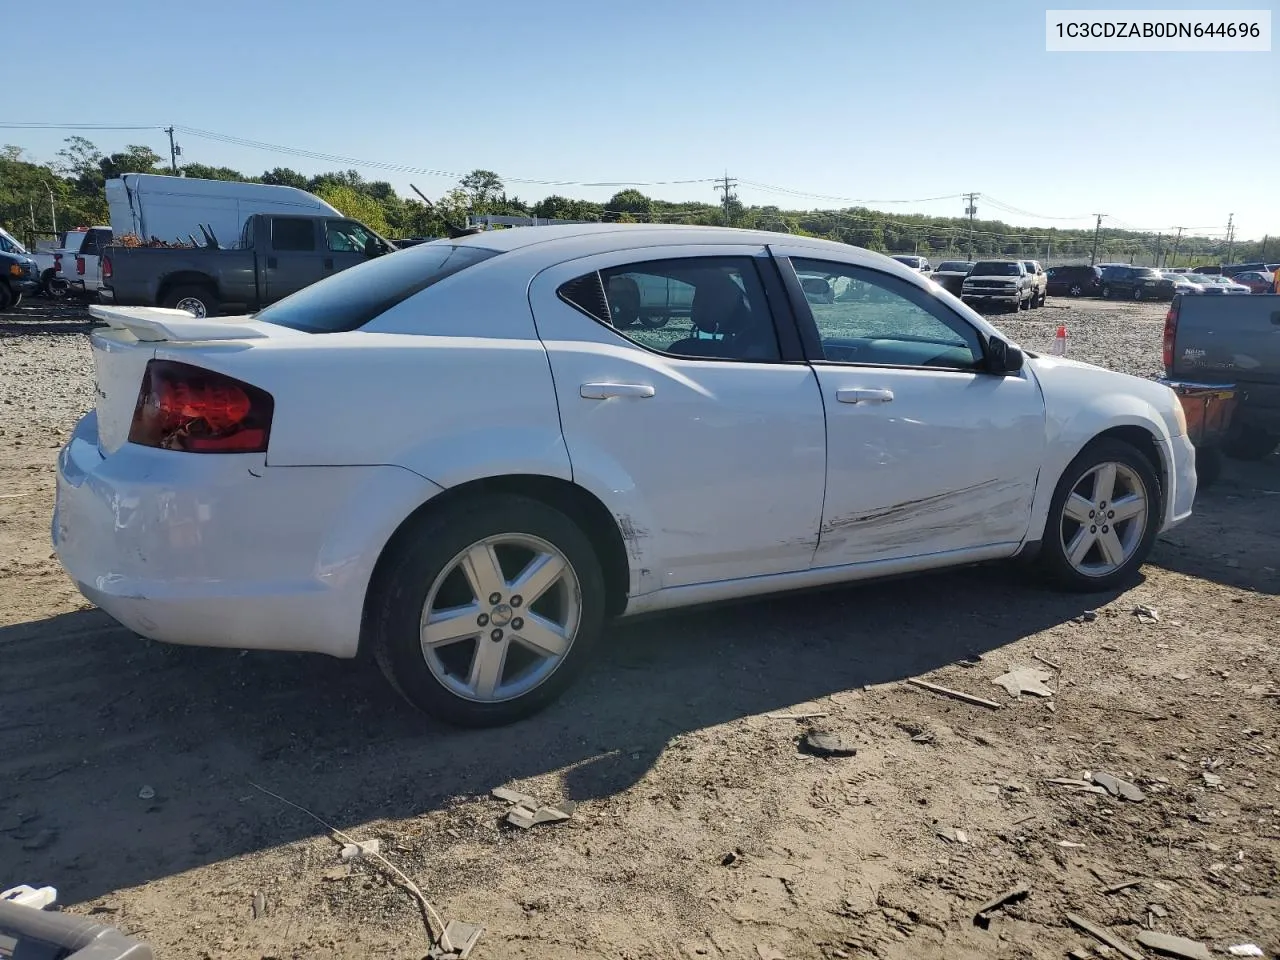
top-left (419, 534), bottom-right (582, 703)
top-left (1059, 461), bottom-right (1149, 577)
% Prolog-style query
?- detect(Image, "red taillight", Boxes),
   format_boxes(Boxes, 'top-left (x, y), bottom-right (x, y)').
top-left (102, 257), bottom-right (112, 280)
top-left (1162, 297), bottom-right (1179, 371)
top-left (75, 256), bottom-right (85, 276)
top-left (128, 360), bottom-right (273, 454)
top-left (54, 254), bottom-right (62, 274)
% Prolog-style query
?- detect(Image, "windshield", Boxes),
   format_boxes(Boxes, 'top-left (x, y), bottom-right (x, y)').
top-left (256, 242), bottom-right (500, 333)
top-left (892, 256), bottom-right (922, 266)
top-left (0, 227), bottom-right (28, 255)
top-left (936, 261), bottom-right (972, 272)
top-left (970, 261), bottom-right (1020, 276)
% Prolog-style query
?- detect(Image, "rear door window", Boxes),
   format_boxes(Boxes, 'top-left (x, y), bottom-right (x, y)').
top-left (270, 218), bottom-right (318, 252)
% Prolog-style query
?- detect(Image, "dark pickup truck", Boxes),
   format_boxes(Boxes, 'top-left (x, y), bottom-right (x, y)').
top-left (1164, 293), bottom-right (1280, 464)
top-left (100, 213), bottom-right (396, 317)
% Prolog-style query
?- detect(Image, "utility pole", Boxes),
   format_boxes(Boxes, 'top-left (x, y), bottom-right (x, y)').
top-left (38, 179), bottom-right (57, 235)
top-left (1089, 213), bottom-right (1106, 266)
top-left (713, 173), bottom-right (738, 227)
top-left (1169, 226), bottom-right (1185, 267)
top-left (1224, 213), bottom-right (1235, 264)
top-left (165, 126), bottom-right (180, 174)
top-left (1154, 232), bottom-right (1162, 267)
top-left (963, 192), bottom-right (979, 259)
top-left (1260, 234), bottom-right (1268, 260)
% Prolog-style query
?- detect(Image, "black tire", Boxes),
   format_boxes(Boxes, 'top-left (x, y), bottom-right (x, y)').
top-left (369, 494), bottom-right (607, 727)
top-left (1195, 445), bottom-right (1223, 488)
top-left (1038, 438), bottom-right (1161, 592)
top-left (162, 284), bottom-right (218, 318)
top-left (0, 282), bottom-right (14, 312)
top-left (639, 315), bottom-right (669, 329)
top-left (1133, 287), bottom-right (1144, 301)
top-left (1030, 289), bottom-right (1041, 309)
top-left (12, 293), bottom-right (22, 310)
top-left (40, 269), bottom-right (69, 299)
top-left (1223, 424), bottom-right (1278, 461)
top-left (1068, 283), bottom-right (1083, 297)
top-left (1102, 284), bottom-right (1112, 299)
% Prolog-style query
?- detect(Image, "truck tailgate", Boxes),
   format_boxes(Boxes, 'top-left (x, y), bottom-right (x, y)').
top-left (1171, 294), bottom-right (1280, 384)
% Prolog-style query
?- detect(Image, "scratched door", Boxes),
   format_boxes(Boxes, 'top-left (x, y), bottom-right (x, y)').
top-left (776, 252), bottom-right (1047, 567)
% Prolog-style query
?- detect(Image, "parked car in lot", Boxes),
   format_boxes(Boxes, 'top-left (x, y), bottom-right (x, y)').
top-left (1231, 270), bottom-right (1274, 294)
top-left (1185, 274), bottom-right (1251, 295)
top-left (1161, 271), bottom-right (1206, 297)
top-left (1020, 259), bottom-right (1048, 307)
top-left (928, 260), bottom-right (973, 296)
top-left (101, 212), bottom-right (397, 317)
top-left (961, 259), bottom-right (1034, 311)
top-left (890, 254), bottom-right (931, 273)
top-left (1164, 292), bottom-right (1280, 461)
top-left (1100, 265), bottom-right (1176, 301)
top-left (1046, 264), bottom-right (1103, 298)
top-left (55, 225), bottom-right (1196, 726)
top-left (0, 240), bottom-right (40, 310)
top-left (0, 227), bottom-right (67, 298)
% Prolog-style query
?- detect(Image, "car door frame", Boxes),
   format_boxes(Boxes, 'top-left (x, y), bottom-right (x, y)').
top-left (765, 244), bottom-right (1047, 565)
top-left (264, 216), bottom-right (325, 303)
top-left (526, 242), bottom-right (828, 597)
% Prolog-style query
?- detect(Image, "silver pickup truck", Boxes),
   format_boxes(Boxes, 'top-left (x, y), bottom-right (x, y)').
top-left (1164, 293), bottom-right (1280, 464)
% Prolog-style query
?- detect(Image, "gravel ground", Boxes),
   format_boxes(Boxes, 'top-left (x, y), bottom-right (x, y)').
top-left (1, 296), bottom-right (1277, 960)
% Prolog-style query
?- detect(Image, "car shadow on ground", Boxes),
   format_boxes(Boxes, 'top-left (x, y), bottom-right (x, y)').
top-left (0, 563), bottom-right (1121, 906)
top-left (1149, 454), bottom-right (1280, 595)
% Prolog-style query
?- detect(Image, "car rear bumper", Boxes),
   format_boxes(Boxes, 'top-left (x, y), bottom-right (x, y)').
top-left (53, 412), bottom-right (443, 658)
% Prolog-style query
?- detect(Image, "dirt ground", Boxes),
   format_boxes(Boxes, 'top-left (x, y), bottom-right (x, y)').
top-left (1, 297), bottom-right (1277, 960)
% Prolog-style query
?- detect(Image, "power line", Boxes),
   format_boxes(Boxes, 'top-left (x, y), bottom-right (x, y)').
top-left (739, 179), bottom-right (963, 205)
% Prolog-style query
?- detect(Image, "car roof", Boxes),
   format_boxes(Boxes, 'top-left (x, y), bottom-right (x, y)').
top-left (438, 223), bottom-right (929, 276)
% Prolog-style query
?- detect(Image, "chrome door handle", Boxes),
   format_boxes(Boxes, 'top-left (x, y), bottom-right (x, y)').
top-left (580, 382), bottom-right (656, 400)
top-left (836, 387), bottom-right (895, 404)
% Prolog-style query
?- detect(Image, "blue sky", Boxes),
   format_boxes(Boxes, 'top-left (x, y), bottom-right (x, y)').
top-left (6, 0), bottom-right (1276, 240)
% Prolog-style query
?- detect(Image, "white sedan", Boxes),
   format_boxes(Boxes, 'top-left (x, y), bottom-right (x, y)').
top-left (54, 225), bottom-right (1196, 726)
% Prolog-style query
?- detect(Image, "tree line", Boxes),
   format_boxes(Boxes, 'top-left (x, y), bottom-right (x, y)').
top-left (0, 136), bottom-right (1268, 265)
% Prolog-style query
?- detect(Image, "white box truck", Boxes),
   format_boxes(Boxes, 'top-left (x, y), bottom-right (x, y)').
top-left (105, 174), bottom-right (343, 248)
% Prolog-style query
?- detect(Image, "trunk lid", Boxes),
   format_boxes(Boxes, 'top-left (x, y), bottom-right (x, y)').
top-left (88, 305), bottom-right (284, 455)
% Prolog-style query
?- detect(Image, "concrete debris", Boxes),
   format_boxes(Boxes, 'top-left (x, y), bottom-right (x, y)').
top-left (992, 667), bottom-right (1055, 699)
top-left (972, 884), bottom-right (1028, 929)
top-left (138, 786), bottom-right (155, 800)
top-left (1133, 604), bottom-right (1161, 623)
top-left (936, 827), bottom-right (969, 844)
top-left (800, 728), bottom-right (857, 758)
top-left (1202, 772), bottom-right (1223, 789)
top-left (492, 786), bottom-right (576, 829)
top-left (755, 944), bottom-right (785, 960)
top-left (1046, 777), bottom-right (1108, 795)
top-left (1065, 912), bottom-right (1143, 960)
top-left (321, 865), bottom-right (350, 881)
top-left (426, 919), bottom-right (484, 959)
top-left (1136, 930), bottom-right (1213, 959)
top-left (340, 838), bottom-right (381, 860)
top-left (1090, 771), bottom-right (1146, 802)
top-left (1227, 946), bottom-right (1264, 957)
top-left (251, 890), bottom-right (267, 920)
top-left (1057, 840), bottom-right (1086, 849)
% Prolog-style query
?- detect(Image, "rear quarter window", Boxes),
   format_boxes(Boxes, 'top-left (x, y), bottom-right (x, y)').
top-left (255, 243), bottom-right (500, 333)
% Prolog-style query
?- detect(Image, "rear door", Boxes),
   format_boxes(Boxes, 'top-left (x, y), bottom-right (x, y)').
top-left (529, 245), bottom-right (827, 590)
top-left (263, 217), bottom-right (325, 302)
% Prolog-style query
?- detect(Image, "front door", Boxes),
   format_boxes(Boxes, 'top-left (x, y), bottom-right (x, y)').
top-left (264, 217), bottom-right (325, 303)
top-left (529, 245), bottom-right (827, 591)
top-left (773, 249), bottom-right (1047, 567)
top-left (323, 219), bottom-right (378, 280)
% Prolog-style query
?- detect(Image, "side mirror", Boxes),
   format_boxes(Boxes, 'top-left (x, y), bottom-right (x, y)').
top-left (987, 337), bottom-right (1025, 375)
